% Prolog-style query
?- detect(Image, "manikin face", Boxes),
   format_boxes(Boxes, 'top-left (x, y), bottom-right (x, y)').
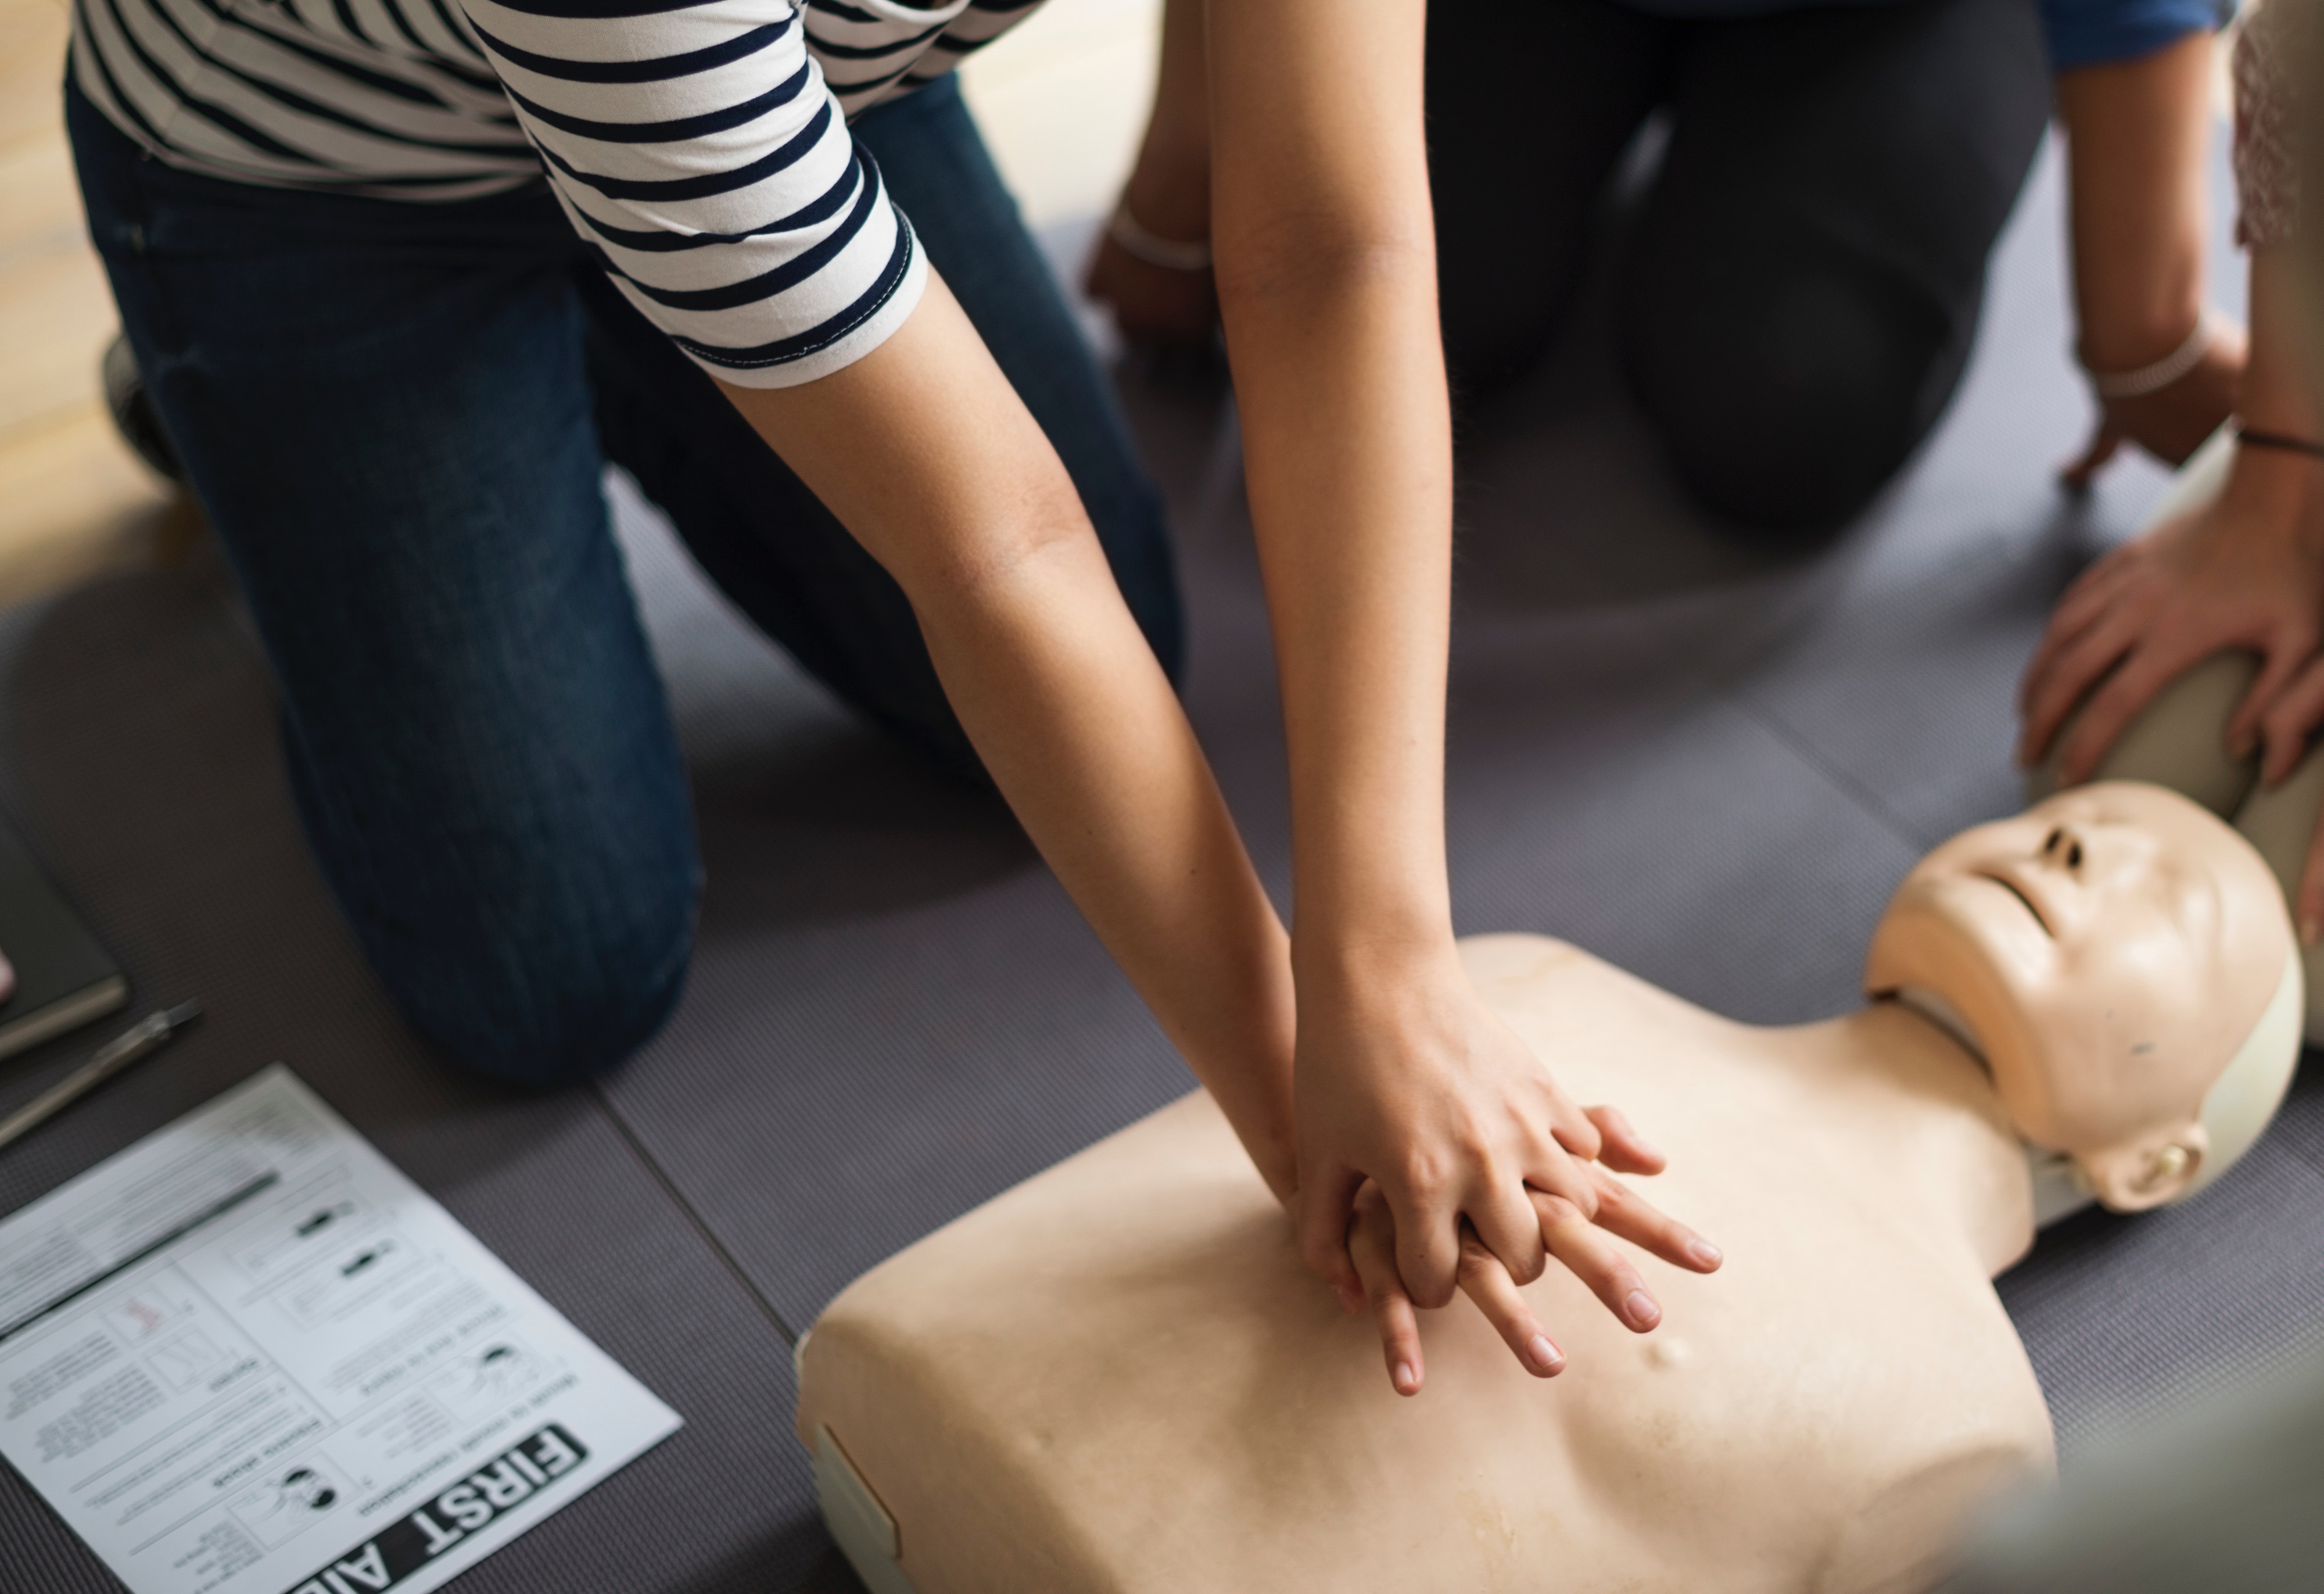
top-left (1863, 783), bottom-right (2290, 1209)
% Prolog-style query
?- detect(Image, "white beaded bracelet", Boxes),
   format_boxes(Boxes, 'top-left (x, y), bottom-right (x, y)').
top-left (1106, 204), bottom-right (1213, 273)
top-left (2081, 310), bottom-right (2221, 400)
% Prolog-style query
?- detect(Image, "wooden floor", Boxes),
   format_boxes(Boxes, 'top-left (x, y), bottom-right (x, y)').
top-left (0, 0), bottom-right (194, 611)
top-left (0, 0), bottom-right (1156, 611)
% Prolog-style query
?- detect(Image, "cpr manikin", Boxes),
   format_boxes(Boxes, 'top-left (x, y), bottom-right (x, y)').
top-left (794, 784), bottom-right (2301, 1594)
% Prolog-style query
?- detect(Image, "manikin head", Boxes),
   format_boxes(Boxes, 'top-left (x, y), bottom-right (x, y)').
top-left (1864, 783), bottom-right (2302, 1213)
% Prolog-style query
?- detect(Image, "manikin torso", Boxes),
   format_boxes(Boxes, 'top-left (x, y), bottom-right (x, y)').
top-left (798, 936), bottom-right (2054, 1594)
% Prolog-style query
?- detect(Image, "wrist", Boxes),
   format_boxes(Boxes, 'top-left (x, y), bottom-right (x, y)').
top-left (1122, 143), bottom-right (1211, 246)
top-left (1291, 916), bottom-right (1462, 1000)
top-left (2225, 434), bottom-right (2324, 525)
top-left (2077, 305), bottom-right (2215, 397)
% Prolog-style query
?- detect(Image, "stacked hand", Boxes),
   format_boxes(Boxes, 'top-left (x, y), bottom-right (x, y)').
top-left (1292, 951), bottom-right (1722, 1395)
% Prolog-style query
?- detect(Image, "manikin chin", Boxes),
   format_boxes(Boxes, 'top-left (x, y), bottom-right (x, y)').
top-left (795, 782), bottom-right (2302, 1594)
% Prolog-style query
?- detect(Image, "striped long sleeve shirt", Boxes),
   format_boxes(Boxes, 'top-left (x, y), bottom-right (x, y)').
top-left (71, 0), bottom-right (1041, 386)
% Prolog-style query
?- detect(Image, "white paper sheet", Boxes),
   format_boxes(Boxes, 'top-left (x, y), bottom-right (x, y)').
top-left (0, 1065), bottom-right (682, 1594)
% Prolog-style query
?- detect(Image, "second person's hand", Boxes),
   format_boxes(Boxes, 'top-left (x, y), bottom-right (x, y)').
top-left (2058, 323), bottom-right (2243, 492)
top-left (2017, 446), bottom-right (2324, 783)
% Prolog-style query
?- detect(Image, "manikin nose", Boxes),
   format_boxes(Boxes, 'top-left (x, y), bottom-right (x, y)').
top-left (2038, 824), bottom-right (2086, 873)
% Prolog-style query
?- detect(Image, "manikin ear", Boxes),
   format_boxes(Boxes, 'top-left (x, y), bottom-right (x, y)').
top-left (2076, 1123), bottom-right (2210, 1212)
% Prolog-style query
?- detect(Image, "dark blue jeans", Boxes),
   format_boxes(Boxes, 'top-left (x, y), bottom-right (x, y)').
top-left (67, 77), bottom-right (1181, 1087)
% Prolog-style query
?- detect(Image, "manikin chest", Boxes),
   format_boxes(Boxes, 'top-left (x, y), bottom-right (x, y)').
top-left (795, 940), bottom-right (2054, 1593)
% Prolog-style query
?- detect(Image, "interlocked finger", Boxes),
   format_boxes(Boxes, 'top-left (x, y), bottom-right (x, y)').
top-left (1382, 1177), bottom-right (1468, 1312)
top-left (1582, 1104), bottom-right (1665, 1176)
top-left (1294, 1163), bottom-right (1367, 1307)
top-left (1349, 1184), bottom-right (1425, 1395)
top-left (1581, 1166), bottom-right (1722, 1276)
top-left (1454, 1223), bottom-right (1564, 1378)
top-left (1533, 1190), bottom-right (1662, 1333)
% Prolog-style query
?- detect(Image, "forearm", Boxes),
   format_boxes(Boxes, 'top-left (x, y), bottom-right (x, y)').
top-left (2225, 248), bottom-right (2323, 517)
top-left (1208, 0), bottom-right (1454, 975)
top-left (1230, 255), bottom-right (1457, 968)
top-left (2056, 33), bottom-right (2217, 367)
top-left (719, 279), bottom-right (1297, 1196)
top-left (919, 536), bottom-right (1299, 1191)
top-left (2245, 250), bottom-right (2318, 429)
top-left (1123, 0), bottom-right (1211, 242)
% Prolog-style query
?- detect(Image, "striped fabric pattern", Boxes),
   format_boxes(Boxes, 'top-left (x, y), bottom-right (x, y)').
top-left (70, 0), bottom-right (1043, 385)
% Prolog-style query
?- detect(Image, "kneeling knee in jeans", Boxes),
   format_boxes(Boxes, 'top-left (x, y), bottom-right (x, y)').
top-left (390, 890), bottom-right (698, 1089)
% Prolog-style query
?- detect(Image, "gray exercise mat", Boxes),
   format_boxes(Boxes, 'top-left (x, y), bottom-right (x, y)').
top-left (0, 569), bottom-right (859, 1594)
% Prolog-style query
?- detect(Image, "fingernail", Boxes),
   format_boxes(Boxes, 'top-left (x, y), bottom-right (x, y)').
top-left (1687, 1238), bottom-right (1723, 1270)
top-left (1526, 1334), bottom-right (1563, 1374)
top-left (1625, 1289), bottom-right (1662, 1331)
top-left (1393, 1361), bottom-right (1419, 1395)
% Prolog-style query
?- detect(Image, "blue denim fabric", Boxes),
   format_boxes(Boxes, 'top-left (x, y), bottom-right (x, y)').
top-left (67, 75), bottom-right (1181, 1087)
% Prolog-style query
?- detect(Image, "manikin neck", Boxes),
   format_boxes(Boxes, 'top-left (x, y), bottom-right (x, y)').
top-left (1880, 987), bottom-right (2095, 1228)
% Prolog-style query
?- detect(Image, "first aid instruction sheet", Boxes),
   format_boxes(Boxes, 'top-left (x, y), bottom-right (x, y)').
top-left (0, 1065), bottom-right (680, 1594)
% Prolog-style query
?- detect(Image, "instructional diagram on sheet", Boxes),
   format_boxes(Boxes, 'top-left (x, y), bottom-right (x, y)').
top-left (0, 1065), bottom-right (681, 1594)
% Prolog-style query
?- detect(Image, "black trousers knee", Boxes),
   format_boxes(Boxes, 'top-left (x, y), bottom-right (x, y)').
top-left (1428, 0), bottom-right (2052, 536)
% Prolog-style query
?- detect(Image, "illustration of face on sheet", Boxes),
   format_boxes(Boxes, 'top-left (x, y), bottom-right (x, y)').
top-left (232, 1458), bottom-right (351, 1550)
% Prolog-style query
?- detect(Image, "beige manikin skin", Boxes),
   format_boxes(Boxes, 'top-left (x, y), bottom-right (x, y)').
top-left (795, 784), bottom-right (2293, 1594)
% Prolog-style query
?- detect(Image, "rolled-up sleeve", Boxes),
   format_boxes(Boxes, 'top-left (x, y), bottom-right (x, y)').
top-left (2038, 0), bottom-right (2232, 71)
top-left (459, 0), bottom-right (925, 388)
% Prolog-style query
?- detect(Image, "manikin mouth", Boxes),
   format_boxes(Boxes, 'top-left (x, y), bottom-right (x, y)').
top-left (1975, 871), bottom-right (2053, 937)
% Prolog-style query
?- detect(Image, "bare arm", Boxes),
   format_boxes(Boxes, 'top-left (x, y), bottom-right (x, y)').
top-left (1206, 0), bottom-right (1685, 1313)
top-left (2055, 33), bottom-right (2244, 486)
top-left (719, 275), bottom-right (1299, 1200)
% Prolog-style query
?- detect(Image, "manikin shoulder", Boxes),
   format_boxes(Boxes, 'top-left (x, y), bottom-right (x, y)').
top-left (1459, 932), bottom-right (1703, 1023)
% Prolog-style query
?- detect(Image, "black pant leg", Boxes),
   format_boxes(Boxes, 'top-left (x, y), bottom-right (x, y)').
top-left (1622, 0), bottom-right (2050, 537)
top-left (1427, 0), bottom-right (1678, 393)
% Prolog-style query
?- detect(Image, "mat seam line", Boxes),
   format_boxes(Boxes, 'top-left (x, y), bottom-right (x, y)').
top-left (590, 1081), bottom-right (804, 1347)
top-left (1727, 693), bottom-right (1937, 853)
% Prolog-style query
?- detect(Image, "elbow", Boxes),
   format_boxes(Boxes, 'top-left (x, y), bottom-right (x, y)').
top-left (1212, 218), bottom-right (1436, 317)
top-left (886, 479), bottom-right (1099, 618)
